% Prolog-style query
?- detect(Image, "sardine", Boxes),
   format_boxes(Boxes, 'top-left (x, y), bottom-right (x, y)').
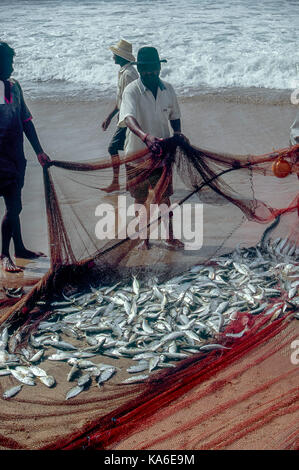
top-left (3, 385), bottom-right (22, 399)
top-left (66, 385), bottom-right (84, 400)
top-left (122, 374), bottom-right (149, 384)
top-left (39, 375), bottom-right (56, 387)
top-left (97, 367), bottom-right (116, 385)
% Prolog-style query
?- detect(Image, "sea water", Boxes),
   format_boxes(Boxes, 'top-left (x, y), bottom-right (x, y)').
top-left (1, 0), bottom-right (298, 100)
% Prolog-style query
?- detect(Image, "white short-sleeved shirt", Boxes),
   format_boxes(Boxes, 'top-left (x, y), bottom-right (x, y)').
top-left (290, 110), bottom-right (299, 145)
top-left (116, 63), bottom-right (138, 109)
top-left (118, 78), bottom-right (181, 159)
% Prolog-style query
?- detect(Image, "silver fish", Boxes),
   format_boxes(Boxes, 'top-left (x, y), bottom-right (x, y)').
top-left (48, 352), bottom-right (75, 361)
top-left (149, 356), bottom-right (160, 372)
top-left (0, 327), bottom-right (8, 350)
top-left (10, 370), bottom-right (36, 386)
top-left (66, 385), bottom-right (84, 400)
top-left (122, 374), bottom-right (149, 383)
top-left (163, 352), bottom-right (189, 360)
top-left (199, 344), bottom-right (230, 351)
top-left (39, 375), bottom-right (56, 387)
top-left (3, 385), bottom-right (22, 399)
top-left (77, 373), bottom-right (91, 387)
top-left (132, 276), bottom-right (140, 296)
top-left (97, 367), bottom-right (116, 385)
top-left (43, 340), bottom-right (78, 351)
top-left (29, 366), bottom-right (48, 377)
top-left (15, 366), bottom-right (34, 377)
top-left (127, 362), bottom-right (149, 374)
top-left (29, 350), bottom-right (44, 363)
top-left (226, 327), bottom-right (248, 338)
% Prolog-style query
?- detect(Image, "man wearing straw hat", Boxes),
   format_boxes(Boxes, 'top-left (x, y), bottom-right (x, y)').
top-left (101, 39), bottom-right (138, 193)
top-left (118, 46), bottom-right (186, 250)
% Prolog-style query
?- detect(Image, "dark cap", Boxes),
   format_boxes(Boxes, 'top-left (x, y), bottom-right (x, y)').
top-left (132, 46), bottom-right (167, 65)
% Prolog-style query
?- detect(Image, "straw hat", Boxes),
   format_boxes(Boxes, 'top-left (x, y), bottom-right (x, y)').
top-left (109, 39), bottom-right (135, 62)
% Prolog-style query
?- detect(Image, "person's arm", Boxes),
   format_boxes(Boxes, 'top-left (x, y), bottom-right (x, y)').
top-left (170, 119), bottom-right (181, 133)
top-left (170, 118), bottom-right (189, 144)
top-left (23, 120), bottom-right (50, 167)
top-left (125, 116), bottom-right (161, 149)
top-left (102, 104), bottom-right (119, 131)
top-left (17, 80), bottom-right (50, 167)
top-left (167, 84), bottom-right (189, 143)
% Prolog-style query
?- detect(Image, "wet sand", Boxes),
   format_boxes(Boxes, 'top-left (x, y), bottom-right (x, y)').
top-left (0, 94), bottom-right (298, 450)
top-left (0, 94), bottom-right (297, 287)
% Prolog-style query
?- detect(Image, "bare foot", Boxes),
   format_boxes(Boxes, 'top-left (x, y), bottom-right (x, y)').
top-left (100, 182), bottom-right (120, 193)
top-left (137, 240), bottom-right (150, 250)
top-left (15, 249), bottom-right (46, 259)
top-left (0, 255), bottom-right (23, 273)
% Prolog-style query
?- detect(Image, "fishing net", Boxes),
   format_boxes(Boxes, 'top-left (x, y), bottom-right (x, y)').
top-left (42, 312), bottom-right (298, 450)
top-left (2, 136), bottom-right (299, 325)
top-left (0, 136), bottom-right (299, 450)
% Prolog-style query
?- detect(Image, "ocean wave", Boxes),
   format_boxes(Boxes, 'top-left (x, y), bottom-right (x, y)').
top-left (1, 0), bottom-right (298, 101)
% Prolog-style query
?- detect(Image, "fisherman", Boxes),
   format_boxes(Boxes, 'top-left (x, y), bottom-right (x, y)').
top-left (0, 41), bottom-right (50, 272)
top-left (118, 46), bottom-right (187, 250)
top-left (101, 39), bottom-right (138, 192)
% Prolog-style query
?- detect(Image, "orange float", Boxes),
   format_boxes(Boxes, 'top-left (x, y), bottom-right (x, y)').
top-left (272, 156), bottom-right (292, 178)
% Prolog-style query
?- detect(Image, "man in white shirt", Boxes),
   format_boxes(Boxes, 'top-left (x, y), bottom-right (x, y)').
top-left (101, 39), bottom-right (138, 192)
top-left (290, 110), bottom-right (299, 145)
top-left (118, 46), bottom-right (186, 250)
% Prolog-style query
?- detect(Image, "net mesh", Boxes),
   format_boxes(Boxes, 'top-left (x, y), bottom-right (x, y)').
top-left (2, 136), bottom-right (299, 326)
top-left (0, 136), bottom-right (299, 450)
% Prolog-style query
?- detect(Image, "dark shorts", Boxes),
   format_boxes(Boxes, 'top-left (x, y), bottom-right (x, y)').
top-left (0, 183), bottom-right (22, 217)
top-left (126, 164), bottom-right (173, 202)
top-left (108, 126), bottom-right (127, 156)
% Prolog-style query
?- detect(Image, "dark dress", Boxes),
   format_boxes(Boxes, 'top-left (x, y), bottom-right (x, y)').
top-left (0, 78), bottom-right (32, 192)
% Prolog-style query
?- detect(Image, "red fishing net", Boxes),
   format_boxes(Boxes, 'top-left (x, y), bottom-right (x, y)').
top-left (2, 137), bottom-right (299, 326)
top-left (0, 136), bottom-right (299, 450)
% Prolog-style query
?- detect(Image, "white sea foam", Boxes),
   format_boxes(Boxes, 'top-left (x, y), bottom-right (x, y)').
top-left (1, 0), bottom-right (298, 100)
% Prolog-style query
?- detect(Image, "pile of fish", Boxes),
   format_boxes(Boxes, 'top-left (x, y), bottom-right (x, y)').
top-left (1, 236), bottom-right (298, 400)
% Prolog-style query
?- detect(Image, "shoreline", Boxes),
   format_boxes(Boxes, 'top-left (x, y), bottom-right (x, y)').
top-left (22, 84), bottom-right (296, 106)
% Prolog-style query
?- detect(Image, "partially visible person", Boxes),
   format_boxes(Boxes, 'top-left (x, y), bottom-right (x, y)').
top-left (101, 39), bottom-right (138, 192)
top-left (290, 109), bottom-right (299, 145)
top-left (118, 46), bottom-right (187, 250)
top-left (0, 41), bottom-right (50, 272)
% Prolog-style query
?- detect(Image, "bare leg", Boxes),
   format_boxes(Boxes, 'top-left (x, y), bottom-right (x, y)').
top-left (135, 197), bottom-right (151, 251)
top-left (1, 184), bottom-right (45, 268)
top-left (101, 154), bottom-right (120, 193)
top-left (12, 216), bottom-right (45, 258)
top-left (1, 214), bottom-right (23, 272)
top-left (161, 196), bottom-right (184, 250)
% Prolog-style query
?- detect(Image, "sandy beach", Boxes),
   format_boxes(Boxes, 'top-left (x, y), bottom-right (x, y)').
top-left (0, 92), bottom-right (298, 450)
top-left (1, 92), bottom-right (297, 281)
